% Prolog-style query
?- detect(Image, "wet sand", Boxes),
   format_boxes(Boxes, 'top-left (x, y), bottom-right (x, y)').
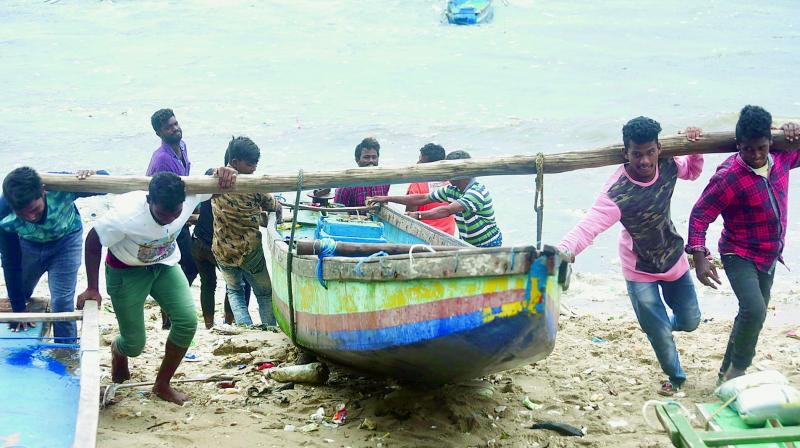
top-left (7, 203), bottom-right (800, 447)
top-left (90, 274), bottom-right (799, 448)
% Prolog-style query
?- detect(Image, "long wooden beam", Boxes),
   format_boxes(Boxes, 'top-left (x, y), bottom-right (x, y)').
top-left (0, 310), bottom-right (83, 322)
top-left (38, 132), bottom-right (800, 194)
top-left (73, 300), bottom-right (100, 448)
top-left (295, 240), bottom-right (460, 256)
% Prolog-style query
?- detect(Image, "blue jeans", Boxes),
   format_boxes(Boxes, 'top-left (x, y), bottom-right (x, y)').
top-left (218, 246), bottom-right (275, 326)
top-left (20, 229), bottom-right (83, 342)
top-left (0, 229), bottom-right (26, 312)
top-left (625, 271), bottom-right (701, 385)
top-left (719, 254), bottom-right (774, 374)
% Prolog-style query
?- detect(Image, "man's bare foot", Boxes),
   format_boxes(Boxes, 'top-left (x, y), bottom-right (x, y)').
top-left (203, 316), bottom-right (214, 330)
top-left (111, 341), bottom-right (131, 383)
top-left (723, 366), bottom-right (746, 382)
top-left (152, 383), bottom-right (189, 405)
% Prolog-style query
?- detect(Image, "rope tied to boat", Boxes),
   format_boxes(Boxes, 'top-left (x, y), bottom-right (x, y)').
top-left (407, 244), bottom-right (437, 275)
top-left (286, 169), bottom-right (304, 346)
top-left (315, 238), bottom-right (337, 288)
top-left (354, 251), bottom-right (389, 277)
top-left (534, 152), bottom-right (545, 250)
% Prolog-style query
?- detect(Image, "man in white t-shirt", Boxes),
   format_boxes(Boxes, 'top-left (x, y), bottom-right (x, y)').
top-left (77, 169), bottom-right (236, 405)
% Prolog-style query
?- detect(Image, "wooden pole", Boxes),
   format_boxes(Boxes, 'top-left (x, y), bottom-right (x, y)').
top-left (73, 300), bottom-right (100, 448)
top-left (295, 240), bottom-right (459, 256)
top-left (0, 310), bottom-right (83, 322)
top-left (278, 201), bottom-right (374, 213)
top-left (38, 132), bottom-right (800, 195)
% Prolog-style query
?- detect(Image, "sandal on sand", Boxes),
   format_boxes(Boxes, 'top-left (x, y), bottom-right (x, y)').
top-left (658, 380), bottom-right (681, 397)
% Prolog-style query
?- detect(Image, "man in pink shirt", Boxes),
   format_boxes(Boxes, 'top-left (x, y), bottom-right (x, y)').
top-left (558, 117), bottom-right (703, 396)
top-left (405, 143), bottom-right (456, 235)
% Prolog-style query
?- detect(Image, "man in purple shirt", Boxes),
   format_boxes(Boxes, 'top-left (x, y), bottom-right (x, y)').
top-left (147, 108), bottom-right (197, 329)
top-left (334, 137), bottom-right (390, 207)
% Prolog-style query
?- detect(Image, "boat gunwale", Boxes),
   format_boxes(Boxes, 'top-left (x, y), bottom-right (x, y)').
top-left (72, 300), bottom-right (100, 448)
top-left (0, 299), bottom-right (100, 448)
top-left (265, 206), bottom-right (550, 281)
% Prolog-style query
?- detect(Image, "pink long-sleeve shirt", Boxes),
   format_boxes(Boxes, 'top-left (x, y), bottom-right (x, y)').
top-left (558, 155), bottom-right (704, 282)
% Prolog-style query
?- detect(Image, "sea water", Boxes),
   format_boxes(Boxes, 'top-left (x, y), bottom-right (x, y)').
top-left (1, 0), bottom-right (799, 276)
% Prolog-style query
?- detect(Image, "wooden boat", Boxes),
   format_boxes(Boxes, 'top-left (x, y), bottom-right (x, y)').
top-left (0, 299), bottom-right (99, 448)
top-left (264, 205), bottom-right (568, 383)
top-left (446, 0), bottom-right (494, 25)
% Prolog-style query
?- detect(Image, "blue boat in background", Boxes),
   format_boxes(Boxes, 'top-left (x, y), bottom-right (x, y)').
top-left (446, 0), bottom-right (494, 25)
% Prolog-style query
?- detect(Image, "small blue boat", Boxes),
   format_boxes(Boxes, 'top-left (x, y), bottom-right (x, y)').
top-left (446, 0), bottom-right (494, 25)
top-left (0, 299), bottom-right (99, 448)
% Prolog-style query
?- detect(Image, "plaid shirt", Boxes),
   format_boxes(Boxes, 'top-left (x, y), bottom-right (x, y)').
top-left (687, 151), bottom-right (800, 272)
top-left (334, 184), bottom-right (390, 207)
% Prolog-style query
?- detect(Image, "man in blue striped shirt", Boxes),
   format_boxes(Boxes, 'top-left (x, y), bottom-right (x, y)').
top-left (368, 150), bottom-right (502, 247)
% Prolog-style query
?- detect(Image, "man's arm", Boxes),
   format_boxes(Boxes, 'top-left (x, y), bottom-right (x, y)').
top-left (405, 184), bottom-right (421, 212)
top-left (76, 228), bottom-right (103, 309)
top-left (686, 177), bottom-right (731, 289)
top-left (672, 127), bottom-right (705, 180)
top-left (368, 194), bottom-right (432, 207)
top-left (259, 193), bottom-right (283, 223)
top-left (778, 123), bottom-right (800, 168)
top-left (556, 193), bottom-right (621, 262)
top-left (412, 202), bottom-right (462, 220)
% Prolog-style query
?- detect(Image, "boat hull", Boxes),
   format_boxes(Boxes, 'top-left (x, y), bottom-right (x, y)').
top-left (265, 207), bottom-right (564, 383)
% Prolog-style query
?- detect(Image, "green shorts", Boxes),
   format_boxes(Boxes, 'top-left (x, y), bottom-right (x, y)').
top-left (106, 263), bottom-right (197, 357)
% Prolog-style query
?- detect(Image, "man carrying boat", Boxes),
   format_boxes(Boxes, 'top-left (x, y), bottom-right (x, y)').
top-left (334, 137), bottom-right (390, 207)
top-left (367, 150), bottom-right (502, 248)
top-left (212, 137), bottom-right (279, 329)
top-left (76, 169), bottom-right (236, 405)
top-left (687, 105), bottom-right (800, 383)
top-left (557, 117), bottom-right (703, 396)
top-left (146, 108), bottom-right (198, 330)
top-left (0, 168), bottom-right (104, 341)
top-left (405, 143), bottom-right (456, 235)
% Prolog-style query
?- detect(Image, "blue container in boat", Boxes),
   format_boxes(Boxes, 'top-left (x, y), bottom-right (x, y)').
top-left (315, 216), bottom-right (387, 244)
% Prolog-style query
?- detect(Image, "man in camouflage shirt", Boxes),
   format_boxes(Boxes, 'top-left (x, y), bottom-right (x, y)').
top-left (212, 137), bottom-right (280, 328)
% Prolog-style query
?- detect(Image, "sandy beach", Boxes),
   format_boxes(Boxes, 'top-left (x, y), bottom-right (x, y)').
top-left (1, 199), bottom-right (795, 448)
top-left (87, 270), bottom-right (800, 448)
top-left (58, 202), bottom-right (796, 448)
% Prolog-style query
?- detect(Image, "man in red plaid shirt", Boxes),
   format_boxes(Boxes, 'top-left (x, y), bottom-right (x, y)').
top-left (687, 105), bottom-right (800, 383)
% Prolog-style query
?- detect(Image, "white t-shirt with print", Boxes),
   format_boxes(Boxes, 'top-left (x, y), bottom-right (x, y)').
top-left (94, 191), bottom-right (210, 266)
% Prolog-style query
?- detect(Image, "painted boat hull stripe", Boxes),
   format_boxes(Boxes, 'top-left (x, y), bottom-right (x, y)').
top-left (276, 288), bottom-right (531, 332)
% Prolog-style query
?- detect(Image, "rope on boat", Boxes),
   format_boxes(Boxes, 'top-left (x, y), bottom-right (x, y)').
top-left (315, 238), bottom-right (337, 288)
top-left (534, 153), bottom-right (545, 250)
top-left (286, 170), bottom-right (303, 346)
top-left (354, 251), bottom-right (389, 276)
top-left (407, 244), bottom-right (437, 275)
